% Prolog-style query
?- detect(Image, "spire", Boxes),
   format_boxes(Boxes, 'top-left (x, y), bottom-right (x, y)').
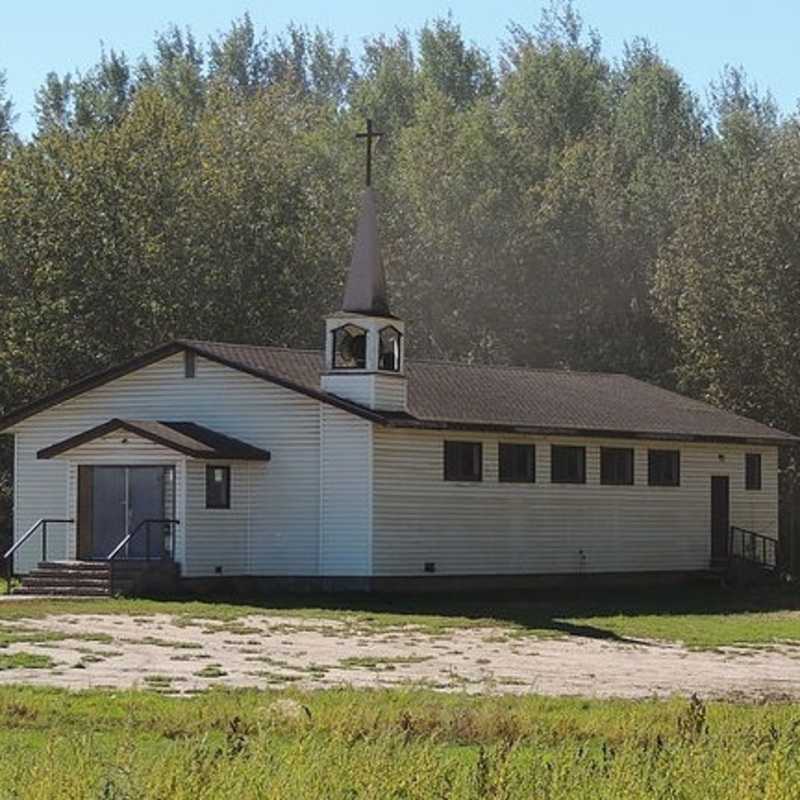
top-left (341, 187), bottom-right (391, 317)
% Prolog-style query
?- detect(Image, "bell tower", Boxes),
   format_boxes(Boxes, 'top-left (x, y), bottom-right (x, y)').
top-left (321, 120), bottom-right (407, 412)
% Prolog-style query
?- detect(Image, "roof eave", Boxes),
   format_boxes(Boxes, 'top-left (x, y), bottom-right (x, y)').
top-left (37, 418), bottom-right (272, 461)
top-left (379, 416), bottom-right (799, 446)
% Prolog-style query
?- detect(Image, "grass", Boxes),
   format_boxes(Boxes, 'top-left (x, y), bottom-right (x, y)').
top-left (0, 686), bottom-right (797, 797)
top-left (194, 664), bottom-right (228, 678)
top-left (0, 652), bottom-right (56, 670)
top-left (0, 585), bottom-right (799, 648)
top-left (339, 655), bottom-right (433, 671)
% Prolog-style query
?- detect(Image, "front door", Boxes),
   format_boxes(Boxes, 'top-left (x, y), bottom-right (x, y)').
top-left (87, 466), bottom-right (171, 559)
top-left (710, 475), bottom-right (730, 561)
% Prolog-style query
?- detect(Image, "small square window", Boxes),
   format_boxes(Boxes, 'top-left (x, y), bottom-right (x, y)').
top-left (601, 447), bottom-right (634, 485)
top-left (551, 445), bottom-right (586, 484)
top-left (444, 441), bottom-right (482, 482)
top-left (648, 450), bottom-right (680, 486)
top-left (499, 443), bottom-right (535, 483)
top-left (206, 465), bottom-right (231, 509)
top-left (745, 453), bottom-right (762, 490)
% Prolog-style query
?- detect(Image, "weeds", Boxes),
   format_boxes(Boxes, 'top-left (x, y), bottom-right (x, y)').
top-left (0, 687), bottom-right (795, 797)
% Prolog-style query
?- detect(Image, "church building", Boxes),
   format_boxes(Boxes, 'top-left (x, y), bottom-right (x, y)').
top-left (0, 130), bottom-right (795, 594)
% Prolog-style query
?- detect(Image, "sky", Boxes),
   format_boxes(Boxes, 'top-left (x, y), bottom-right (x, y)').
top-left (2, 0), bottom-right (798, 137)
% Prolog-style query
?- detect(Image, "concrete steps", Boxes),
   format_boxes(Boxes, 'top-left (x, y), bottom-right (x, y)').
top-left (14, 561), bottom-right (112, 596)
top-left (13, 559), bottom-right (180, 597)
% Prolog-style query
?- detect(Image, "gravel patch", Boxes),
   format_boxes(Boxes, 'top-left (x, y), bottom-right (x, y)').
top-left (0, 612), bottom-right (798, 699)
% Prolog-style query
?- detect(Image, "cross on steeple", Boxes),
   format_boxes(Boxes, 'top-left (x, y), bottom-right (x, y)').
top-left (355, 118), bottom-right (383, 187)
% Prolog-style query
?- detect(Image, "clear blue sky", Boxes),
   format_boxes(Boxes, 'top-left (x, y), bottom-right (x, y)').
top-left (2, 1), bottom-right (798, 137)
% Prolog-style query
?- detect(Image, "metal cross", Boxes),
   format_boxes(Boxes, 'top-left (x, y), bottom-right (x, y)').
top-left (355, 118), bottom-right (383, 187)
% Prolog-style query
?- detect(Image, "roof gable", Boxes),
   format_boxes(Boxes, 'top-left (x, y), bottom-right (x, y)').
top-left (38, 419), bottom-right (271, 461)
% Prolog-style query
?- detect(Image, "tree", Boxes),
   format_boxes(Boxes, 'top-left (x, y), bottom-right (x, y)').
top-left (0, 71), bottom-right (16, 154)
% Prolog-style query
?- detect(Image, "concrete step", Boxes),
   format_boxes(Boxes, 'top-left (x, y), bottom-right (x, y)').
top-left (29, 569), bottom-right (111, 580)
top-left (38, 561), bottom-right (110, 572)
top-left (22, 576), bottom-right (110, 588)
top-left (13, 585), bottom-right (111, 597)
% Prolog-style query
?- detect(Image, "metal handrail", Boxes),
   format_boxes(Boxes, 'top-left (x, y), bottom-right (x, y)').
top-left (107, 518), bottom-right (180, 562)
top-left (2, 518), bottom-right (73, 593)
top-left (729, 525), bottom-right (780, 571)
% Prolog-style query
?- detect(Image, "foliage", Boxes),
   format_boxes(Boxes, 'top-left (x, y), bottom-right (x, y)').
top-left (1, 0), bottom-right (800, 525)
top-left (0, 686), bottom-right (799, 797)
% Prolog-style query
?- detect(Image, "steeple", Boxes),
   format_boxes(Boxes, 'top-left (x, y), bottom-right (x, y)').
top-left (320, 119), bottom-right (407, 412)
top-left (341, 188), bottom-right (390, 317)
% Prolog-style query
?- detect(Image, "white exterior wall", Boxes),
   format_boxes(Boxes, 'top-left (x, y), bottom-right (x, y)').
top-left (319, 406), bottom-right (373, 575)
top-left (9, 353), bottom-right (321, 577)
top-left (372, 428), bottom-right (779, 576)
top-left (321, 373), bottom-right (407, 412)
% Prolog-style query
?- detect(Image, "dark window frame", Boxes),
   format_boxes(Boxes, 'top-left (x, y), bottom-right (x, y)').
top-left (550, 445), bottom-right (586, 484)
top-left (444, 441), bottom-right (483, 482)
top-left (205, 465), bottom-right (231, 509)
top-left (600, 447), bottom-right (634, 486)
top-left (648, 449), bottom-right (680, 487)
top-left (745, 453), bottom-right (762, 491)
top-left (378, 325), bottom-right (402, 372)
top-left (184, 351), bottom-right (196, 378)
top-left (331, 323), bottom-right (368, 370)
top-left (498, 443), bottom-right (536, 483)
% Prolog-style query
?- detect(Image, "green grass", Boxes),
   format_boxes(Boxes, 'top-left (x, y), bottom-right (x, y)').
top-left (0, 585), bottom-right (799, 648)
top-left (339, 655), bottom-right (434, 671)
top-left (194, 664), bottom-right (228, 678)
top-left (0, 686), bottom-right (797, 798)
top-left (0, 652), bottom-right (56, 670)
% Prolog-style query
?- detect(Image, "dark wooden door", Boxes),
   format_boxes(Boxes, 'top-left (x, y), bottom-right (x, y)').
top-left (711, 476), bottom-right (730, 561)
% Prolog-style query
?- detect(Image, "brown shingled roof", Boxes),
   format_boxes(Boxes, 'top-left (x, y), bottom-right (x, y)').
top-left (37, 418), bottom-right (271, 461)
top-left (183, 340), bottom-right (797, 445)
top-left (1, 339), bottom-right (796, 446)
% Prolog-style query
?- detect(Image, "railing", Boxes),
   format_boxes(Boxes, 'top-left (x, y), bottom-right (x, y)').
top-left (729, 525), bottom-right (780, 572)
top-left (1, 519), bottom-right (73, 593)
top-left (107, 519), bottom-right (180, 562)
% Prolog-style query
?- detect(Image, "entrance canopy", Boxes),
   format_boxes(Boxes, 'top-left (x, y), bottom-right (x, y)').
top-left (37, 418), bottom-right (271, 461)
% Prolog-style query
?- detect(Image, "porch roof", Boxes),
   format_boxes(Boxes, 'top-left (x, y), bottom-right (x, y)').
top-left (37, 418), bottom-right (272, 461)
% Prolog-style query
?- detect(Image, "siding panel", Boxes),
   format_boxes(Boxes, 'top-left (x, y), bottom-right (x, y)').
top-left (11, 353), bottom-right (320, 576)
top-left (319, 407), bottom-right (372, 575)
top-left (372, 429), bottom-right (779, 576)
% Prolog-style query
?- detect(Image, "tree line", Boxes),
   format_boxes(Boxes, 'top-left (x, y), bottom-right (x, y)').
top-left (1, 2), bottom-right (799, 536)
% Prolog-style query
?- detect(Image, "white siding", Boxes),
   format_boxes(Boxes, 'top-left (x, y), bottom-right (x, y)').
top-left (372, 374), bottom-right (407, 411)
top-left (321, 373), bottom-right (408, 412)
top-left (319, 406), bottom-right (372, 575)
top-left (10, 353), bottom-right (321, 576)
top-left (184, 460), bottom-right (256, 576)
top-left (372, 428), bottom-right (779, 576)
top-left (321, 373), bottom-right (374, 407)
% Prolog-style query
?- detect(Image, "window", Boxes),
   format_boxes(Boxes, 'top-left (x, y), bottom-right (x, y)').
top-left (332, 324), bottom-right (367, 369)
top-left (499, 443), bottom-right (535, 483)
top-left (601, 447), bottom-right (634, 485)
top-left (551, 445), bottom-right (586, 484)
top-left (648, 450), bottom-right (680, 486)
top-left (444, 441), bottom-right (482, 482)
top-left (745, 453), bottom-right (762, 490)
top-left (184, 351), bottom-right (196, 378)
top-left (378, 326), bottom-right (402, 372)
top-left (206, 465), bottom-right (231, 509)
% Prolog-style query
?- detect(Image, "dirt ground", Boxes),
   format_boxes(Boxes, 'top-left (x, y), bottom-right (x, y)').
top-left (0, 612), bottom-right (798, 699)
top-left (0, 615), bottom-right (800, 699)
